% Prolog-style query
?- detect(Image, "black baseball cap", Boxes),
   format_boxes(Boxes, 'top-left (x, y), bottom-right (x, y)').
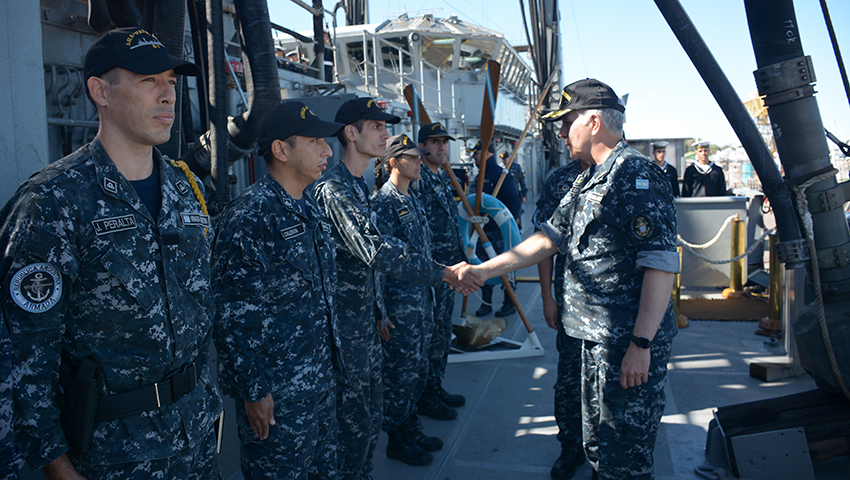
top-left (84, 28), bottom-right (200, 80)
top-left (257, 101), bottom-right (344, 155)
top-left (542, 78), bottom-right (625, 122)
top-left (466, 140), bottom-right (496, 154)
top-left (384, 134), bottom-right (430, 159)
top-left (418, 122), bottom-right (456, 143)
top-left (335, 97), bottom-right (401, 125)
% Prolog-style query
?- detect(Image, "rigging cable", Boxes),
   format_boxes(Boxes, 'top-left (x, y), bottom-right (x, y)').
top-left (819, 0), bottom-right (850, 113)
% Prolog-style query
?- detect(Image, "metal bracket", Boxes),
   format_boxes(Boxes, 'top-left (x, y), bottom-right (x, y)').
top-left (816, 241), bottom-right (850, 269)
top-left (775, 239), bottom-right (810, 265)
top-left (730, 427), bottom-right (815, 480)
top-left (806, 180), bottom-right (850, 214)
top-left (754, 55), bottom-right (816, 96)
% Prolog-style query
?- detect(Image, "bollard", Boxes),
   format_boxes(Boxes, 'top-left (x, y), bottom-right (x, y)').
top-left (675, 245), bottom-right (688, 328)
top-left (768, 234), bottom-right (781, 322)
top-left (729, 213), bottom-right (745, 292)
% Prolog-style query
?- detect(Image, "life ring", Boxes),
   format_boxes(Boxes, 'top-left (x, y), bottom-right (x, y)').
top-left (457, 193), bottom-right (521, 286)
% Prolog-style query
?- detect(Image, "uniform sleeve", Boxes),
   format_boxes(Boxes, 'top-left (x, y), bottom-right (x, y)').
top-left (1, 188), bottom-right (76, 469)
top-left (211, 211), bottom-right (273, 403)
top-left (615, 163), bottom-right (680, 273)
top-left (0, 313), bottom-right (23, 477)
top-left (316, 180), bottom-right (443, 288)
top-left (681, 166), bottom-right (694, 197)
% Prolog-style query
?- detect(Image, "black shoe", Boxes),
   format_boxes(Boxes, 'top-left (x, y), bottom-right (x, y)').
top-left (386, 426), bottom-right (434, 466)
top-left (437, 385), bottom-right (466, 408)
top-left (474, 303), bottom-right (492, 317)
top-left (550, 450), bottom-right (585, 480)
top-left (495, 302), bottom-right (516, 317)
top-left (406, 415), bottom-right (443, 452)
top-left (417, 390), bottom-right (458, 420)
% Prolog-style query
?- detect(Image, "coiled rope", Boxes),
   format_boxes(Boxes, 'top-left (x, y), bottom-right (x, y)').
top-left (789, 168), bottom-right (850, 401)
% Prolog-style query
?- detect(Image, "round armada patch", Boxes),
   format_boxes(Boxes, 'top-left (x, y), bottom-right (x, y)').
top-left (10, 263), bottom-right (62, 313)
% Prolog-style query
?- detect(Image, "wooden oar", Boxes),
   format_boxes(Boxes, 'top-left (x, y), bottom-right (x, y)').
top-left (491, 68), bottom-right (559, 198)
top-left (404, 82), bottom-right (535, 335)
top-left (473, 60), bottom-right (501, 216)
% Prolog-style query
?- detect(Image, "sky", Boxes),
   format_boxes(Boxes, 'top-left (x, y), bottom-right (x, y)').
top-left (267, 0), bottom-right (850, 148)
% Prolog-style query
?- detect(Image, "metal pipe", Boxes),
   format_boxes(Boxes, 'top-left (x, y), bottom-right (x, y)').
top-left (744, 0), bottom-right (850, 298)
top-left (653, 0), bottom-right (805, 269)
top-left (206, 0), bottom-right (230, 215)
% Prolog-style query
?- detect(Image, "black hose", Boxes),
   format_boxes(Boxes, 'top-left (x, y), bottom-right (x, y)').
top-left (653, 0), bottom-right (804, 260)
top-left (228, 0), bottom-right (281, 152)
top-left (206, 0), bottom-right (230, 214)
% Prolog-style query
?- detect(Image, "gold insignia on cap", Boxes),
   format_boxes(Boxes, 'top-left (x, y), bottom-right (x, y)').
top-left (402, 136), bottom-right (409, 145)
top-left (433, 123), bottom-right (442, 131)
top-left (367, 99), bottom-right (374, 108)
top-left (563, 91), bottom-right (572, 102)
top-left (126, 29), bottom-right (163, 49)
top-left (300, 106), bottom-right (309, 119)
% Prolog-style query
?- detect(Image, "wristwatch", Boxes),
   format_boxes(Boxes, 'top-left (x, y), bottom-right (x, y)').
top-left (631, 334), bottom-right (652, 349)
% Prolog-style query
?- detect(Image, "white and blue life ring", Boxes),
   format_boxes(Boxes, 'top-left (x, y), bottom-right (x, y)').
top-left (457, 193), bottom-right (521, 286)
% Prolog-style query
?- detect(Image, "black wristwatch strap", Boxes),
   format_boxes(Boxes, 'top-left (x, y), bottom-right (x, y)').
top-left (631, 334), bottom-right (652, 349)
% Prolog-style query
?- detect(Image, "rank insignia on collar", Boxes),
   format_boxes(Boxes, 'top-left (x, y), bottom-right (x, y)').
top-left (104, 178), bottom-right (119, 194)
top-left (176, 181), bottom-right (189, 195)
top-left (10, 263), bottom-right (62, 313)
top-left (632, 215), bottom-right (652, 239)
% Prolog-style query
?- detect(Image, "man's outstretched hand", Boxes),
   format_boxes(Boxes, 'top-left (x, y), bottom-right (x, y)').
top-left (444, 262), bottom-right (484, 295)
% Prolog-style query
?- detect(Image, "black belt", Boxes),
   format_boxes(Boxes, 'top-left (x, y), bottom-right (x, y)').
top-left (93, 362), bottom-right (199, 422)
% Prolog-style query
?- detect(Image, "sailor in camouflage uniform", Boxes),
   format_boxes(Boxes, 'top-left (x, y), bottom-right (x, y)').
top-left (533, 159), bottom-right (588, 480)
top-left (212, 102), bottom-right (345, 479)
top-left (464, 79), bottom-right (678, 480)
top-left (0, 310), bottom-right (22, 479)
top-left (0, 28), bottom-right (221, 478)
top-left (314, 98), bottom-right (479, 479)
top-left (411, 123), bottom-right (467, 421)
top-left (372, 134), bottom-right (446, 466)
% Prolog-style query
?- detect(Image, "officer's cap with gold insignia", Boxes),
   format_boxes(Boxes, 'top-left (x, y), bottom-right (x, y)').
top-left (542, 78), bottom-right (625, 122)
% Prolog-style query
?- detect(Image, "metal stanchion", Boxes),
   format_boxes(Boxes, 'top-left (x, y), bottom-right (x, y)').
top-left (729, 213), bottom-right (745, 292)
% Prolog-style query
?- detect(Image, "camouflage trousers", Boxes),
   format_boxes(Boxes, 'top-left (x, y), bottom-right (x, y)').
top-left (75, 430), bottom-right (219, 479)
top-left (237, 388), bottom-right (337, 480)
top-left (581, 337), bottom-right (672, 480)
top-left (555, 325), bottom-right (582, 457)
top-left (335, 332), bottom-right (383, 479)
top-left (425, 283), bottom-right (456, 390)
top-left (382, 303), bottom-right (433, 431)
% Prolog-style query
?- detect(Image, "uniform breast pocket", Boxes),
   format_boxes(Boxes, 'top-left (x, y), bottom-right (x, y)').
top-left (278, 239), bottom-right (316, 294)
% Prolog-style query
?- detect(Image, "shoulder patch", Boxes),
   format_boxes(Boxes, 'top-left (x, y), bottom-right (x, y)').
top-left (10, 263), bottom-right (62, 313)
top-left (636, 178), bottom-right (649, 190)
top-left (631, 215), bottom-right (653, 240)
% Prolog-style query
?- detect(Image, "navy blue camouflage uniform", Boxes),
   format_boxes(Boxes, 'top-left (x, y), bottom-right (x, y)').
top-left (539, 141), bottom-right (679, 480)
top-left (371, 181), bottom-right (434, 431)
top-left (532, 160), bottom-right (584, 461)
top-left (410, 167), bottom-right (465, 392)
top-left (0, 310), bottom-right (22, 479)
top-left (314, 160), bottom-right (444, 478)
top-left (0, 138), bottom-right (222, 477)
top-left (212, 173), bottom-right (341, 479)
